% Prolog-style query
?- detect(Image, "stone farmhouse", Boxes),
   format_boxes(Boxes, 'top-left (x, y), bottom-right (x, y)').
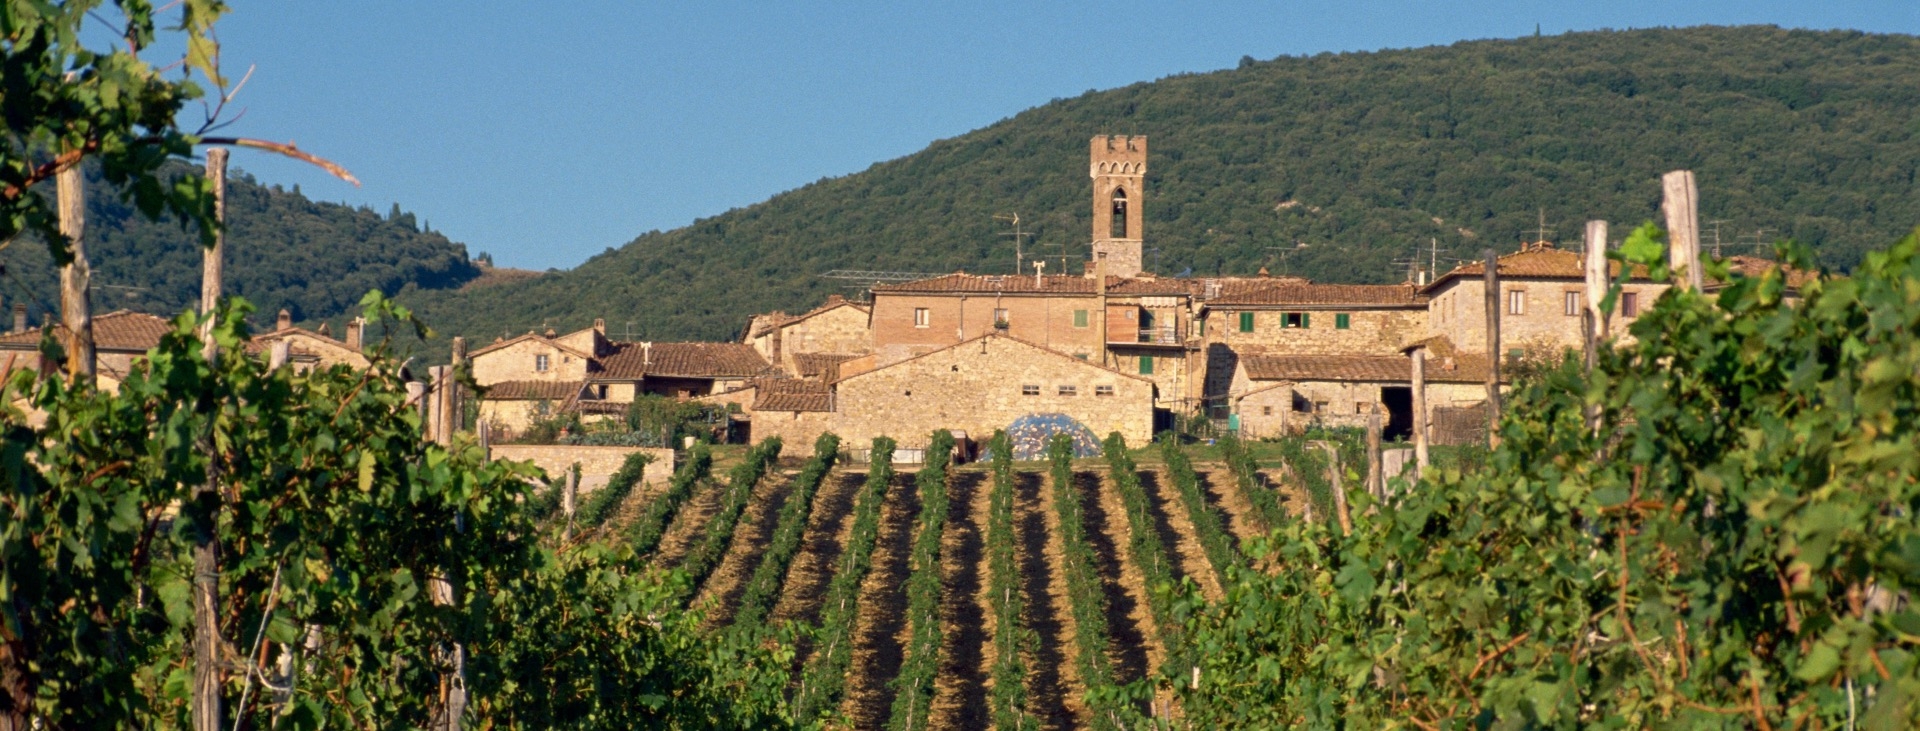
top-left (481, 134), bottom-right (1796, 453)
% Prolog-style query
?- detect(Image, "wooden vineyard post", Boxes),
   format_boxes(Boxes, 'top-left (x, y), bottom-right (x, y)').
top-left (1482, 248), bottom-right (1502, 448)
top-left (1584, 220), bottom-right (1610, 442)
top-left (562, 464), bottom-right (579, 541)
top-left (1365, 405), bottom-right (1383, 502)
top-left (430, 366), bottom-right (452, 447)
top-left (1662, 170), bottom-right (1703, 291)
top-left (1317, 441), bottom-right (1350, 535)
top-left (190, 147), bottom-right (228, 731)
top-left (1410, 347), bottom-right (1429, 478)
top-left (56, 160), bottom-right (94, 378)
top-left (449, 337), bottom-right (467, 439)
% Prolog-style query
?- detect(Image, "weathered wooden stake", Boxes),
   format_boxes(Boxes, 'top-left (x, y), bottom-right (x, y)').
top-left (1482, 248), bottom-right (1502, 448)
top-left (1365, 405), bottom-right (1383, 501)
top-left (562, 463), bottom-right (579, 541)
top-left (1410, 347), bottom-right (1429, 477)
top-left (56, 162), bottom-right (94, 379)
top-left (429, 366), bottom-right (450, 446)
top-left (1662, 170), bottom-right (1703, 290)
top-left (190, 147), bottom-right (227, 731)
top-left (1318, 441), bottom-right (1351, 535)
top-left (1584, 220), bottom-right (1609, 442)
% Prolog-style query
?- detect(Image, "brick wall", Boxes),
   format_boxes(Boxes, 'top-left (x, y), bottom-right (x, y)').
top-left (487, 444), bottom-right (676, 492)
top-left (871, 293), bottom-right (1106, 366)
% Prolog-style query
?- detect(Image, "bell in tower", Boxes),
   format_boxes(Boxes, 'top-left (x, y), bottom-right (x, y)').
top-left (1089, 135), bottom-right (1145, 277)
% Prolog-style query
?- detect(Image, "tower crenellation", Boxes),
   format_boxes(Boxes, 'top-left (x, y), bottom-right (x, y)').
top-left (1090, 135), bottom-right (1146, 277)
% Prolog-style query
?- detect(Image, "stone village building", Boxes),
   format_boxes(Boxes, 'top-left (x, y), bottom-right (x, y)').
top-left (476, 134), bottom-right (1792, 454)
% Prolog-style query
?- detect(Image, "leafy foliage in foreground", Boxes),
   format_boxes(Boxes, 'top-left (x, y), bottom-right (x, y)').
top-left (0, 299), bottom-right (790, 729)
top-left (407, 26), bottom-right (1920, 344)
top-left (1162, 227), bottom-right (1920, 728)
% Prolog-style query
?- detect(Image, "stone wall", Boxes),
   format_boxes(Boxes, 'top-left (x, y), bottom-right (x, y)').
top-left (471, 339), bottom-right (590, 385)
top-left (487, 444), bottom-right (676, 492)
top-left (831, 334), bottom-right (1154, 448)
top-left (752, 409), bottom-right (835, 456)
top-left (479, 399), bottom-right (545, 436)
top-left (1206, 307), bottom-right (1425, 356)
top-left (1235, 384), bottom-right (1295, 438)
top-left (779, 305), bottom-right (871, 361)
top-left (1428, 278), bottom-right (1666, 352)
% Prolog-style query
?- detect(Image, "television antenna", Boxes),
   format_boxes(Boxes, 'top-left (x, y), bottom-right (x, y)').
top-left (1705, 219), bottom-right (1731, 257)
top-left (994, 213), bottom-right (1033, 274)
top-left (1531, 208), bottom-right (1555, 246)
top-left (1266, 241), bottom-right (1308, 275)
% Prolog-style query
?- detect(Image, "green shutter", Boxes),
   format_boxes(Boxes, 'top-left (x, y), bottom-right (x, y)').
top-left (1074, 309), bottom-right (1088, 327)
top-left (1139, 356), bottom-right (1154, 375)
top-left (1301, 313), bottom-right (1311, 329)
top-left (1239, 312), bottom-right (1254, 332)
top-left (1335, 313), bottom-right (1350, 329)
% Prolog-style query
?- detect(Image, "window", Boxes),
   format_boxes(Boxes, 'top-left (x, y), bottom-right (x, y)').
top-left (1058, 385), bottom-right (1077, 397)
top-left (1509, 348), bottom-right (1525, 362)
top-left (1073, 309), bottom-right (1088, 328)
top-left (1238, 312), bottom-right (1254, 332)
top-left (1262, 405), bottom-right (1274, 416)
top-left (1111, 187), bottom-right (1129, 238)
top-left (914, 308), bottom-right (930, 327)
top-left (1282, 313), bottom-right (1308, 329)
top-left (1564, 291), bottom-right (1581, 316)
top-left (1355, 402), bottom-right (1369, 415)
top-left (1334, 313), bottom-right (1351, 329)
top-left (1074, 353), bottom-right (1089, 360)
top-left (1095, 385), bottom-right (1115, 397)
top-left (1313, 401), bottom-right (1329, 413)
top-left (1621, 291), bottom-right (1639, 317)
top-left (596, 384), bottom-right (608, 399)
top-left (1021, 384), bottom-right (1040, 396)
top-left (1139, 356), bottom-right (1154, 375)
top-left (993, 308), bottom-right (1010, 328)
top-left (534, 354), bottom-right (550, 372)
top-left (1508, 290), bottom-right (1526, 315)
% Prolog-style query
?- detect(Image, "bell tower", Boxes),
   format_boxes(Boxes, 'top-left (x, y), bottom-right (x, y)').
top-left (1090, 135), bottom-right (1146, 278)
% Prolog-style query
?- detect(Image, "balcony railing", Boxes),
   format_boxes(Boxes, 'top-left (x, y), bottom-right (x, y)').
top-left (1116, 325), bottom-right (1182, 345)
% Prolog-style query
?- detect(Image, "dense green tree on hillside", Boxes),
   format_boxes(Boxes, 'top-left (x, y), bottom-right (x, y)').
top-left (0, 164), bottom-right (480, 328)
top-left (407, 25), bottom-right (1920, 346)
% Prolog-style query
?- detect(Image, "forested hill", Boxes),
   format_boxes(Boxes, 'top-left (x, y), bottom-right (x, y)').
top-left (406, 26), bottom-right (1920, 346)
top-left (0, 164), bottom-right (483, 327)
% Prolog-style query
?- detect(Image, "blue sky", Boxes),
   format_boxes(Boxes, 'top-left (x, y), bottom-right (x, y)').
top-left (206, 1), bottom-right (1919, 270)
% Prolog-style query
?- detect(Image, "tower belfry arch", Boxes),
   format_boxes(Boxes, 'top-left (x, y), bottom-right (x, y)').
top-left (1089, 135), bottom-right (1146, 277)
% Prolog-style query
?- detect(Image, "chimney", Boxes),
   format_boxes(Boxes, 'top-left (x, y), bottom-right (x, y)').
top-left (11, 304), bottom-right (24, 334)
top-left (1034, 260), bottom-right (1046, 288)
top-left (593, 317), bottom-right (606, 334)
top-left (451, 335), bottom-right (467, 364)
top-left (316, 322), bottom-right (332, 337)
top-left (276, 308), bottom-right (292, 330)
top-left (346, 317), bottom-right (364, 351)
top-left (641, 341), bottom-right (653, 367)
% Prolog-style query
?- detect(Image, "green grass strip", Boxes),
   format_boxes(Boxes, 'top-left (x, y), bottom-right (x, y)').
top-left (791, 437), bottom-right (896, 722)
top-left (888, 430), bottom-right (956, 731)
top-left (730, 432), bottom-right (841, 630)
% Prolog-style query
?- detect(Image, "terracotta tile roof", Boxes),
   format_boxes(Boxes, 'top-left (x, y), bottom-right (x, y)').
top-left (1207, 282), bottom-right (1425, 307)
top-left (1424, 243), bottom-right (1650, 292)
top-left (792, 352), bottom-right (861, 378)
top-left (1715, 256), bottom-right (1817, 290)
top-left (752, 378), bottom-right (833, 412)
top-left (598, 341), bottom-right (777, 380)
top-left (484, 380), bottom-right (586, 400)
top-left (0, 310), bottom-right (175, 351)
top-left (1243, 353), bottom-right (1492, 384)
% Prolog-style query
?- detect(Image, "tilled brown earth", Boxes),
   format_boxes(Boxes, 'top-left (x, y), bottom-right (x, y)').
top-left (693, 471), bottom-right (798, 626)
top-left (1135, 471), bottom-right (1223, 600)
top-left (842, 474), bottom-right (919, 729)
top-left (929, 471), bottom-right (989, 729)
top-left (1015, 471), bottom-right (1080, 731)
top-left (653, 477), bottom-right (724, 568)
top-left (1075, 471), bottom-right (1154, 688)
top-left (1194, 467), bottom-right (1264, 553)
top-left (772, 472), bottom-right (865, 674)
